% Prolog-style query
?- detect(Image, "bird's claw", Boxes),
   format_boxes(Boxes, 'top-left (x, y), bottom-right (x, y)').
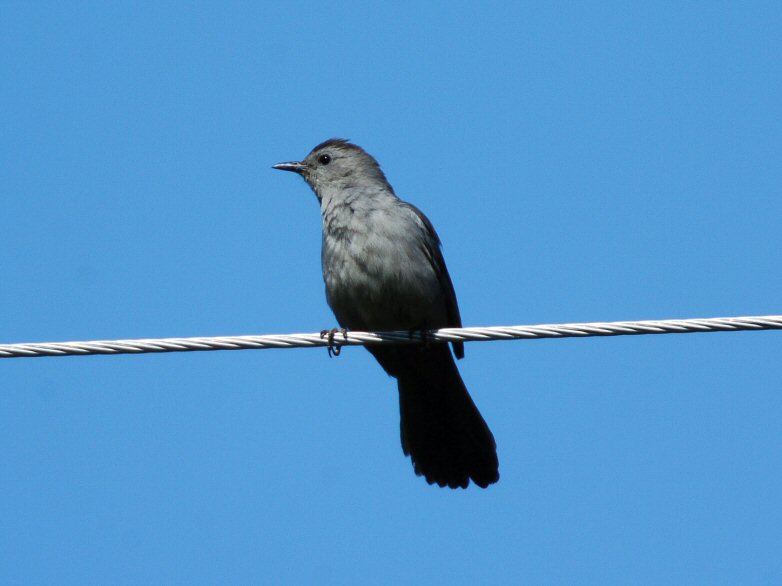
top-left (408, 326), bottom-right (432, 348)
top-left (320, 327), bottom-right (348, 357)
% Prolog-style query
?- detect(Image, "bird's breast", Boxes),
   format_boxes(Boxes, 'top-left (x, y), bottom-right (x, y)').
top-left (320, 205), bottom-right (446, 331)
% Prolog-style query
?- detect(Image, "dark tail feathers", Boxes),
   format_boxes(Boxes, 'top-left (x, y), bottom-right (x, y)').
top-left (368, 344), bottom-right (499, 489)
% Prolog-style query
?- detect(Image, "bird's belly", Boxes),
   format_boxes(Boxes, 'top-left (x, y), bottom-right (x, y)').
top-left (322, 243), bottom-right (446, 332)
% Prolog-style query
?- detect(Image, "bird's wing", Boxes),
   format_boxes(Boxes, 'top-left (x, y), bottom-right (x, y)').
top-left (401, 203), bottom-right (465, 359)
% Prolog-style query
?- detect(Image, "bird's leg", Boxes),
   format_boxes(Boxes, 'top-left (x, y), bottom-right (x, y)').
top-left (320, 327), bottom-right (348, 358)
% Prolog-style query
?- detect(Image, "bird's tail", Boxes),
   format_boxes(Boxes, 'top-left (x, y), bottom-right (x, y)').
top-left (368, 344), bottom-right (499, 489)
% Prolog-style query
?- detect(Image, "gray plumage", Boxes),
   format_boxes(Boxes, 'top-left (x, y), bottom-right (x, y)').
top-left (273, 139), bottom-right (499, 488)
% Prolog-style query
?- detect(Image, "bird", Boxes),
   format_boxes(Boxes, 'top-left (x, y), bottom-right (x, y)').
top-left (273, 139), bottom-right (499, 488)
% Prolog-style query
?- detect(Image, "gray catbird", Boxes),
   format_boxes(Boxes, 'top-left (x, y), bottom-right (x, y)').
top-left (273, 139), bottom-right (499, 488)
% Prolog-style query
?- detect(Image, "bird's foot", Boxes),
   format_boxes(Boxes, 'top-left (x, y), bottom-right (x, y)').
top-left (408, 326), bottom-right (432, 348)
top-left (320, 327), bottom-right (348, 358)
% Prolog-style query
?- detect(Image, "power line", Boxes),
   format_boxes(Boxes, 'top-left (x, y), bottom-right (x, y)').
top-left (1, 314), bottom-right (780, 359)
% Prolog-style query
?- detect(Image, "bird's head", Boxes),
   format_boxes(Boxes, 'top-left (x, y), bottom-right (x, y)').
top-left (273, 138), bottom-right (393, 201)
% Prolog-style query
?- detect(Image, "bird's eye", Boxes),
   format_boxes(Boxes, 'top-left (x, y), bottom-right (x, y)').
top-left (318, 154), bottom-right (331, 165)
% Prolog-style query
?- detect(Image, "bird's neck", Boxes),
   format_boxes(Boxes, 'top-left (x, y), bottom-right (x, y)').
top-left (319, 187), bottom-right (364, 226)
top-left (318, 183), bottom-right (396, 223)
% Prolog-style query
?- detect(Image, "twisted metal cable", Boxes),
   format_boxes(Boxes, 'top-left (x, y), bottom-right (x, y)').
top-left (1, 314), bottom-right (780, 359)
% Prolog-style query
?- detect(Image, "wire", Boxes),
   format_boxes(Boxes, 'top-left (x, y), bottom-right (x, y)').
top-left (1, 314), bottom-right (780, 359)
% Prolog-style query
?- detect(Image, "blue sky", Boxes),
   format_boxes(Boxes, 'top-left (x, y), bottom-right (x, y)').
top-left (1, 2), bottom-right (781, 584)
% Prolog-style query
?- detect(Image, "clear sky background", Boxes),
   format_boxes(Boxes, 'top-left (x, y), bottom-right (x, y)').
top-left (2, 3), bottom-right (781, 584)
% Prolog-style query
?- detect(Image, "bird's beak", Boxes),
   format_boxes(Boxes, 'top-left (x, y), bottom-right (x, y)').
top-left (272, 161), bottom-right (307, 174)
